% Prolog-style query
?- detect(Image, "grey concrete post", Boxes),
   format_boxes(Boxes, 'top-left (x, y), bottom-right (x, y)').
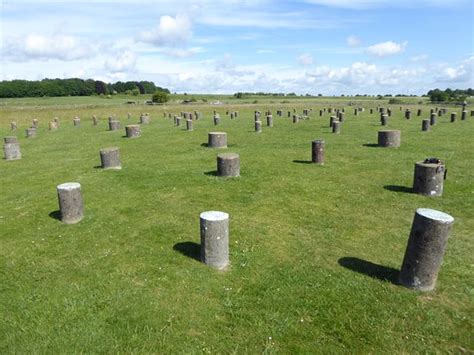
top-left (49, 121), bottom-right (58, 130)
top-left (11, 122), bottom-right (17, 131)
top-left (266, 114), bottom-right (273, 127)
top-left (450, 112), bottom-right (457, 122)
top-left (378, 130), bottom-right (401, 148)
top-left (421, 119), bottom-right (430, 131)
top-left (208, 132), bottom-right (227, 148)
top-left (3, 143), bottom-right (21, 160)
top-left (217, 153), bottom-right (240, 177)
top-left (311, 140), bottom-right (324, 164)
top-left (26, 127), bottom-right (37, 138)
top-left (461, 110), bottom-right (467, 120)
top-left (255, 120), bottom-right (262, 132)
top-left (200, 211), bottom-right (229, 270)
top-left (381, 114), bottom-right (388, 126)
top-left (109, 120), bottom-right (120, 131)
top-left (413, 158), bottom-right (445, 196)
top-left (57, 182), bottom-right (84, 224)
top-left (186, 119), bottom-right (193, 131)
top-left (399, 208), bottom-right (454, 291)
top-left (332, 120), bottom-right (341, 134)
top-left (73, 117), bottom-right (81, 126)
top-left (430, 113), bottom-right (437, 126)
top-left (100, 147), bottom-right (121, 169)
top-left (125, 124), bottom-right (141, 138)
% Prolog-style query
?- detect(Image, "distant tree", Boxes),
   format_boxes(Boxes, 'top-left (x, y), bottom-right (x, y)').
top-left (151, 91), bottom-right (169, 103)
top-left (95, 80), bottom-right (108, 95)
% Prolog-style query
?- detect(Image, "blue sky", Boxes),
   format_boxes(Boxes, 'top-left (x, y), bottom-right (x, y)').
top-left (1, 0), bottom-right (473, 94)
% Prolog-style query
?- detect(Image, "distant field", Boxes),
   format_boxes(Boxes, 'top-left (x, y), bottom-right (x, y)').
top-left (0, 93), bottom-right (435, 108)
top-left (0, 97), bottom-right (472, 353)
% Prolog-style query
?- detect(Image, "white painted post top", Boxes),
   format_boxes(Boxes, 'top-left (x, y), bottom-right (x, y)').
top-left (57, 182), bottom-right (81, 191)
top-left (209, 132), bottom-right (226, 135)
top-left (416, 208), bottom-right (454, 223)
top-left (200, 211), bottom-right (229, 221)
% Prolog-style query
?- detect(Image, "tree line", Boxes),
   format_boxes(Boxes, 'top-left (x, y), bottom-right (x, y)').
top-left (427, 88), bottom-right (473, 102)
top-left (0, 78), bottom-right (170, 98)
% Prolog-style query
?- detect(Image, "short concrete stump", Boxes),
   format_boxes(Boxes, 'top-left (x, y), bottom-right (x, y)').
top-left (405, 110), bottom-right (411, 119)
top-left (208, 132), bottom-right (227, 148)
top-left (213, 114), bottom-right (220, 126)
top-left (255, 120), bottom-right (262, 133)
top-left (421, 119), bottom-right (430, 131)
top-left (49, 121), bottom-right (58, 130)
top-left (450, 112), bottom-right (457, 122)
top-left (186, 119), bottom-right (193, 131)
top-left (26, 127), bottom-right (37, 138)
top-left (11, 122), bottom-right (17, 131)
top-left (311, 140), bottom-right (324, 165)
top-left (329, 116), bottom-right (337, 127)
top-left (57, 182), bottom-right (84, 224)
top-left (140, 115), bottom-right (150, 124)
top-left (32, 119), bottom-right (39, 128)
top-left (266, 115), bottom-right (273, 127)
top-left (109, 120), bottom-right (120, 131)
top-left (200, 211), bottom-right (229, 270)
top-left (125, 124), bottom-right (141, 138)
top-left (4, 136), bottom-right (18, 144)
top-left (381, 114), bottom-right (388, 126)
top-left (176, 117), bottom-right (181, 126)
top-left (293, 115), bottom-right (299, 123)
top-left (73, 118), bottom-right (81, 126)
top-left (461, 110), bottom-right (467, 120)
top-left (413, 158), bottom-right (445, 196)
top-left (430, 113), bottom-right (437, 126)
top-left (92, 116), bottom-right (98, 126)
top-left (217, 153), bottom-right (240, 177)
top-left (399, 208), bottom-right (454, 291)
top-left (332, 120), bottom-right (341, 134)
top-left (100, 147), bottom-right (121, 170)
top-left (3, 143), bottom-right (21, 160)
top-left (377, 130), bottom-right (400, 148)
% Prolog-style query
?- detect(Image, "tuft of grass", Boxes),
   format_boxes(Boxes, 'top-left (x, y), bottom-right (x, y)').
top-left (0, 98), bottom-right (473, 353)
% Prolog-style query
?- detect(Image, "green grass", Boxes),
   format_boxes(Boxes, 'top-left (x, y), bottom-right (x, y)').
top-left (0, 98), bottom-right (473, 353)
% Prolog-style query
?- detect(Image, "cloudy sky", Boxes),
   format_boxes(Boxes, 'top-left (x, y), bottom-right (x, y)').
top-left (1, 0), bottom-right (473, 95)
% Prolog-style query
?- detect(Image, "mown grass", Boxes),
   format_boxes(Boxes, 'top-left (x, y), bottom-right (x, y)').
top-left (0, 98), bottom-right (473, 353)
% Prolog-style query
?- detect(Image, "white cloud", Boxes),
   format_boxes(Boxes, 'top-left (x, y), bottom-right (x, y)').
top-left (366, 41), bottom-right (407, 57)
top-left (139, 14), bottom-right (192, 46)
top-left (5, 33), bottom-right (93, 61)
top-left (436, 56), bottom-right (474, 83)
top-left (297, 53), bottom-right (314, 66)
top-left (105, 50), bottom-right (136, 73)
top-left (410, 54), bottom-right (429, 62)
top-left (346, 35), bottom-right (361, 47)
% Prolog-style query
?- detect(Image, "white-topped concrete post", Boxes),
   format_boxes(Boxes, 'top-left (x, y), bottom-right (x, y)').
top-left (399, 208), bottom-right (454, 291)
top-left (57, 182), bottom-right (84, 224)
top-left (200, 211), bottom-right (229, 270)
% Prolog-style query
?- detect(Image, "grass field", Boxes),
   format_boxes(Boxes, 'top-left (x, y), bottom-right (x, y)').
top-left (0, 96), bottom-right (473, 353)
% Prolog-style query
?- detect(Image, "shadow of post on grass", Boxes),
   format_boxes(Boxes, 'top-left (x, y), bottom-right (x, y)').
top-left (383, 185), bottom-right (413, 194)
top-left (173, 242), bottom-right (201, 262)
top-left (49, 210), bottom-right (61, 221)
top-left (292, 159), bottom-right (313, 164)
top-left (338, 257), bottom-right (399, 285)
